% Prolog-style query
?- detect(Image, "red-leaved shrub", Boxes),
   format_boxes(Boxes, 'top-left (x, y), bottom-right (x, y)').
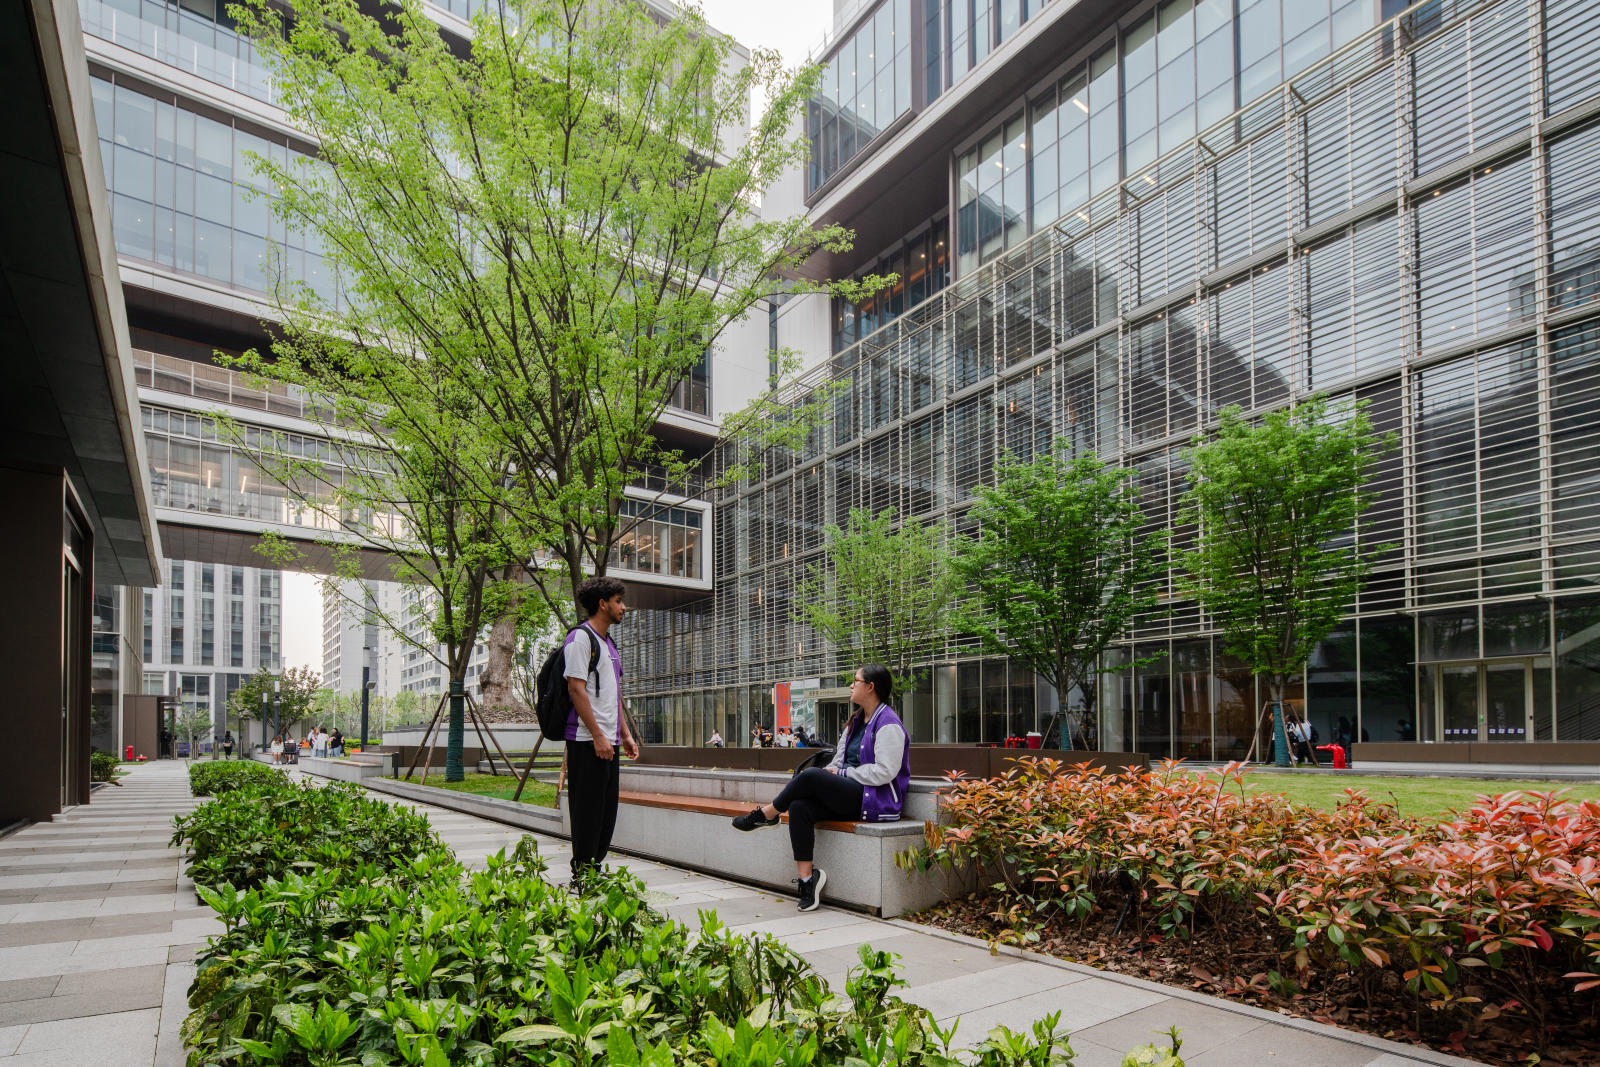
top-left (906, 759), bottom-right (1600, 1049)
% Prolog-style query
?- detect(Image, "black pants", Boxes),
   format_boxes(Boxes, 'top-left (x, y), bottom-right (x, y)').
top-left (773, 767), bottom-right (863, 863)
top-left (566, 740), bottom-right (620, 877)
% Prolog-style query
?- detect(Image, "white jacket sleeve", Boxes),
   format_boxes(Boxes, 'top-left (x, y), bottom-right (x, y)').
top-left (845, 723), bottom-right (905, 788)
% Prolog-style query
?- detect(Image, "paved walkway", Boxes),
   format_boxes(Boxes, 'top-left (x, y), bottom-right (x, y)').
top-left (0, 761), bottom-right (1476, 1066)
top-left (0, 760), bottom-right (212, 1066)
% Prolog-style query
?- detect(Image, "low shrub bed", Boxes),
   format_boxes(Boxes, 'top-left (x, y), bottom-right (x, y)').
top-left (175, 773), bottom-right (1187, 1065)
top-left (90, 750), bottom-right (119, 784)
top-left (187, 759), bottom-right (280, 797)
top-left (173, 776), bottom-right (448, 891)
top-left (903, 759), bottom-right (1600, 1064)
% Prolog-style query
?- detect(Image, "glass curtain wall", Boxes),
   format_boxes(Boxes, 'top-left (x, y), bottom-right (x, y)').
top-left (90, 75), bottom-right (337, 304)
top-left (625, 0), bottom-right (1600, 751)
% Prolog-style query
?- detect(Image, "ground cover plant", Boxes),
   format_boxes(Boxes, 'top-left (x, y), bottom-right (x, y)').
top-left (187, 760), bottom-right (280, 797)
top-left (904, 759), bottom-right (1600, 1064)
top-left (174, 773), bottom-right (1189, 1065)
top-left (173, 774), bottom-right (447, 892)
top-left (90, 750), bottom-right (120, 784)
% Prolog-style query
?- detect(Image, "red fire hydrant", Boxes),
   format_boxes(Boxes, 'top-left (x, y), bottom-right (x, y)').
top-left (1315, 743), bottom-right (1347, 769)
top-left (125, 744), bottom-right (133, 761)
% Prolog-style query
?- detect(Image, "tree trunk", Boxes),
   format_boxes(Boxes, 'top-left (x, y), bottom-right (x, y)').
top-left (480, 563), bottom-right (535, 723)
top-left (479, 609), bottom-right (533, 722)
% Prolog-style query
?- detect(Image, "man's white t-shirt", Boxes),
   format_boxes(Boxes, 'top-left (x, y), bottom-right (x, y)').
top-left (563, 624), bottom-right (622, 743)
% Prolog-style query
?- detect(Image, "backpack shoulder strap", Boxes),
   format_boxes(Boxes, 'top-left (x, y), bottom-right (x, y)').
top-left (582, 624), bottom-right (601, 681)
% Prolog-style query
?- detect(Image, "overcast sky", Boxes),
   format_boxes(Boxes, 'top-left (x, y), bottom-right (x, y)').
top-left (279, 0), bottom-right (837, 678)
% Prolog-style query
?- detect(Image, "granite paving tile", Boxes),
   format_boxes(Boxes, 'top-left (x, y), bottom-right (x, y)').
top-left (1182, 1022), bottom-right (1390, 1067)
top-left (0, 964), bottom-right (166, 1027)
top-left (1073, 998), bottom-right (1268, 1060)
top-left (4, 1006), bottom-right (159, 1065)
top-left (0, 979), bottom-right (57, 1006)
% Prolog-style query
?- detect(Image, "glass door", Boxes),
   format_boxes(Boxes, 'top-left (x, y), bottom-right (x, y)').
top-left (1426, 660), bottom-right (1532, 742)
top-left (1484, 660), bottom-right (1529, 741)
top-left (1439, 664), bottom-right (1479, 741)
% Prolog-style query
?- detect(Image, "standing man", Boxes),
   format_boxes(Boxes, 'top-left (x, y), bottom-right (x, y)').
top-left (564, 576), bottom-right (639, 887)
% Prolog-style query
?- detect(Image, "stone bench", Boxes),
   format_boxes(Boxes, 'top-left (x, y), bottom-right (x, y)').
top-left (562, 767), bottom-right (973, 917)
top-left (297, 753), bottom-right (397, 782)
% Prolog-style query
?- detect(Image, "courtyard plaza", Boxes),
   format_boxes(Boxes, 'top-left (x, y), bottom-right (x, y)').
top-left (0, 760), bottom-right (1476, 1067)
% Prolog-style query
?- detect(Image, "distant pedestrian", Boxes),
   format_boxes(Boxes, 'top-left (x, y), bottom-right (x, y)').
top-left (270, 735), bottom-right (284, 764)
top-left (329, 728), bottom-right (344, 757)
top-left (708, 730), bottom-right (724, 748)
top-left (221, 731), bottom-right (234, 760)
top-left (732, 664), bottom-right (910, 913)
top-left (1286, 715), bottom-right (1318, 766)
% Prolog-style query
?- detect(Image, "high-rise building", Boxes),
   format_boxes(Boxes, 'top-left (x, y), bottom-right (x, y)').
top-left (621, 0), bottom-right (1600, 757)
top-left (139, 561), bottom-right (281, 742)
top-left (321, 578), bottom-right (379, 697)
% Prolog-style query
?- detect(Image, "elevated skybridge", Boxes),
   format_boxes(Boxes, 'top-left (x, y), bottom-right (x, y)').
top-left (135, 349), bottom-right (714, 608)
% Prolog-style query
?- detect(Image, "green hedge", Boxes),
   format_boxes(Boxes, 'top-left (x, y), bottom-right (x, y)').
top-left (90, 750), bottom-right (119, 783)
top-left (175, 776), bottom-right (1185, 1065)
top-left (187, 760), bottom-right (279, 797)
top-left (172, 776), bottom-right (446, 892)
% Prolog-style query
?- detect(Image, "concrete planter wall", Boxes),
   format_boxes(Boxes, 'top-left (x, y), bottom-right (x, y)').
top-left (563, 792), bottom-right (968, 917)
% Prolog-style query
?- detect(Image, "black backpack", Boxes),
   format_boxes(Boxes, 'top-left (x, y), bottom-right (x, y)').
top-left (535, 626), bottom-right (599, 741)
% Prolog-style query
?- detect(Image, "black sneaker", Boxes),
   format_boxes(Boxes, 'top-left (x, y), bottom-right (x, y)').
top-left (796, 869), bottom-right (827, 912)
top-left (732, 807), bottom-right (779, 831)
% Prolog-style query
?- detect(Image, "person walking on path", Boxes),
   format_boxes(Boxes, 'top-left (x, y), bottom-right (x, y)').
top-left (731, 663), bottom-right (911, 912)
top-left (221, 730), bottom-right (234, 760)
top-left (564, 576), bottom-right (639, 887)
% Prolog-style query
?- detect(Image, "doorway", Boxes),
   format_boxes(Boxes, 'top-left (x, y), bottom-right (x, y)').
top-left (1422, 659), bottom-right (1542, 742)
top-left (815, 700), bottom-right (851, 745)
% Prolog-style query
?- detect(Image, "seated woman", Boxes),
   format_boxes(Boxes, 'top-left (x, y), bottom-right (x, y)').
top-left (731, 664), bottom-right (910, 912)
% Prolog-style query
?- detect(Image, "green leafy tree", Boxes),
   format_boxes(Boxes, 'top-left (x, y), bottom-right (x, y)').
top-left (229, 0), bottom-right (869, 750)
top-left (391, 690), bottom-right (422, 730)
top-left (794, 508), bottom-right (959, 694)
top-left (173, 705), bottom-right (213, 763)
top-left (227, 666), bottom-right (324, 739)
top-left (1178, 397), bottom-right (1394, 757)
top-left (952, 444), bottom-right (1166, 748)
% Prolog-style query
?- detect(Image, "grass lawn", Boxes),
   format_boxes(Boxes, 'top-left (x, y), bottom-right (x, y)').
top-left (411, 772), bottom-right (558, 808)
top-left (1197, 768), bottom-right (1600, 820)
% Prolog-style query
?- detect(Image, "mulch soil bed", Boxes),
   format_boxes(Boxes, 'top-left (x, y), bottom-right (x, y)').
top-left (912, 895), bottom-right (1600, 1066)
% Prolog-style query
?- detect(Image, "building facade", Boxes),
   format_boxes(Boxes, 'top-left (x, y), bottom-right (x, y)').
top-left (321, 578), bottom-right (378, 696)
top-left (622, 0), bottom-right (1600, 756)
top-left (139, 560), bottom-right (282, 745)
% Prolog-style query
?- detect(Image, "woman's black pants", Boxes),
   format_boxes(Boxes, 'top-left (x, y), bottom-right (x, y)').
top-left (772, 767), bottom-right (863, 863)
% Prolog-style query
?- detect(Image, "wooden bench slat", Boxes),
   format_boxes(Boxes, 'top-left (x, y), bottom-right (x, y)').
top-left (615, 790), bottom-right (858, 833)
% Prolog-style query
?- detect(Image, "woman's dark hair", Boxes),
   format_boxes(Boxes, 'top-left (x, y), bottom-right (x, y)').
top-left (577, 576), bottom-right (627, 616)
top-left (860, 663), bottom-right (893, 707)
